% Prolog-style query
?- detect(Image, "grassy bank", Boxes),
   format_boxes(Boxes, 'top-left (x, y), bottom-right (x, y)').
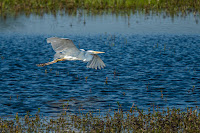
top-left (0, 0), bottom-right (200, 17)
top-left (1, 107), bottom-right (200, 132)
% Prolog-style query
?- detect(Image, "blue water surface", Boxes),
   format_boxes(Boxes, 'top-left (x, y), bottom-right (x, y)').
top-left (0, 12), bottom-right (200, 116)
top-left (1, 33), bottom-right (200, 117)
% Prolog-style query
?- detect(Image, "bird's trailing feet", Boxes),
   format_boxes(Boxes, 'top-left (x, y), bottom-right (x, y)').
top-left (36, 58), bottom-right (66, 67)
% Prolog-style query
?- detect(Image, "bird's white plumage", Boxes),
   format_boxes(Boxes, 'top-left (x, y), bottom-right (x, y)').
top-left (64, 55), bottom-right (78, 60)
top-left (80, 49), bottom-right (85, 51)
top-left (44, 37), bottom-right (106, 69)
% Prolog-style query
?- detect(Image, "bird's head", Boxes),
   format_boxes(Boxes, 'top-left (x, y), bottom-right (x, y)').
top-left (87, 50), bottom-right (105, 54)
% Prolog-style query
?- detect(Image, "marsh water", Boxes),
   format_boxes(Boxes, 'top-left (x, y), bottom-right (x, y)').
top-left (1, 11), bottom-right (200, 116)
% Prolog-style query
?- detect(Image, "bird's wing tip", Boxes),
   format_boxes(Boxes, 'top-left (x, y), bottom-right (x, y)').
top-left (47, 37), bottom-right (72, 43)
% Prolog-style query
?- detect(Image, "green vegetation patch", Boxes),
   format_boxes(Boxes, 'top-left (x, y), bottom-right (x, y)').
top-left (0, 0), bottom-right (200, 17)
top-left (1, 107), bottom-right (200, 132)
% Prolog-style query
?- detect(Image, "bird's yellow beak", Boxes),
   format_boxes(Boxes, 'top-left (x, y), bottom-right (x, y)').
top-left (93, 51), bottom-right (105, 54)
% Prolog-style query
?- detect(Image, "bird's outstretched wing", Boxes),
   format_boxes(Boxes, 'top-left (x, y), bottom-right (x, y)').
top-left (47, 37), bottom-right (80, 53)
top-left (87, 55), bottom-right (106, 70)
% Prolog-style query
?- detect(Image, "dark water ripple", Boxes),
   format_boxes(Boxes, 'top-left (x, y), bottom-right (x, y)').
top-left (1, 34), bottom-right (200, 116)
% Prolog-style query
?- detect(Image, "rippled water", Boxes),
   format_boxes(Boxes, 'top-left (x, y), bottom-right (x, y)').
top-left (0, 12), bottom-right (200, 116)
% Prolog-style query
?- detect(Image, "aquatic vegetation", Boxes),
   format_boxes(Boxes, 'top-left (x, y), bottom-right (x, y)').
top-left (0, 107), bottom-right (200, 132)
top-left (105, 77), bottom-right (108, 84)
top-left (85, 76), bottom-right (88, 82)
top-left (0, 0), bottom-right (200, 18)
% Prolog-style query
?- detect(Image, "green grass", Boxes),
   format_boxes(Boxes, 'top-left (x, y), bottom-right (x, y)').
top-left (1, 106), bottom-right (200, 132)
top-left (0, 0), bottom-right (200, 17)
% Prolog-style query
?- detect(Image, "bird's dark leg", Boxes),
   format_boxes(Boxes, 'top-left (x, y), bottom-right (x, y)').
top-left (36, 58), bottom-right (66, 67)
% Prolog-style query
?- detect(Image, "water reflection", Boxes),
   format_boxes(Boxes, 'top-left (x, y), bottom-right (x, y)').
top-left (0, 11), bottom-right (199, 35)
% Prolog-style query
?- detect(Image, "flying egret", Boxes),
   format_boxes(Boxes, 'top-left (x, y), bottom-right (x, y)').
top-left (37, 37), bottom-right (106, 69)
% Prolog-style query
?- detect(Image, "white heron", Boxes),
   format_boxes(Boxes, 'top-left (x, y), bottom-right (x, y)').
top-left (37, 37), bottom-right (106, 69)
